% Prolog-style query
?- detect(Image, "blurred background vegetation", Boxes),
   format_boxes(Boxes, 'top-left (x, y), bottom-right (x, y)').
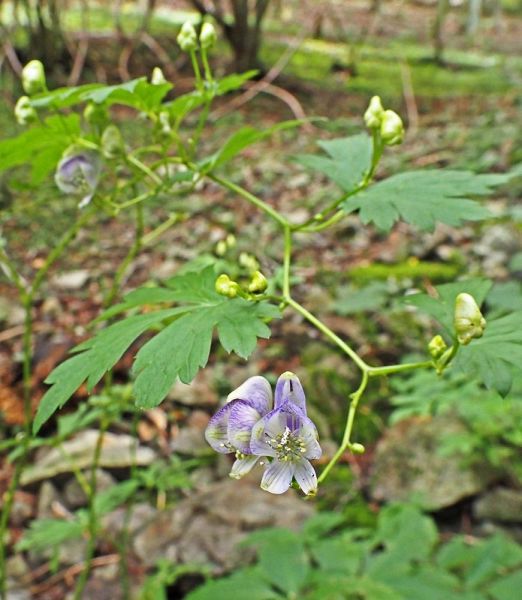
top-left (1, 1), bottom-right (522, 598)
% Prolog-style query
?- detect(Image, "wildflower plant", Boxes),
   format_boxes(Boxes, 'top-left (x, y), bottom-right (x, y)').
top-left (0, 21), bottom-right (521, 598)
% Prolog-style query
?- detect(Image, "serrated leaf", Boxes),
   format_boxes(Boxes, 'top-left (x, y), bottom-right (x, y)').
top-left (342, 170), bottom-right (509, 231)
top-left (293, 133), bottom-right (372, 193)
top-left (201, 120), bottom-right (306, 172)
top-left (16, 518), bottom-right (84, 552)
top-left (454, 311), bottom-right (522, 397)
top-left (33, 309), bottom-right (179, 432)
top-left (185, 568), bottom-right (277, 600)
top-left (488, 569), bottom-right (522, 600)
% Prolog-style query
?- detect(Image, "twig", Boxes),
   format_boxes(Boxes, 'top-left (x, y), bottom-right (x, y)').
top-left (400, 59), bottom-right (418, 136)
top-left (68, 36), bottom-right (89, 86)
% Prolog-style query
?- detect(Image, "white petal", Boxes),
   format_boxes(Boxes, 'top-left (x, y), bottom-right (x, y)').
top-left (294, 458), bottom-right (318, 495)
top-left (229, 455), bottom-right (259, 479)
top-left (227, 376), bottom-right (273, 415)
top-left (260, 460), bottom-right (294, 494)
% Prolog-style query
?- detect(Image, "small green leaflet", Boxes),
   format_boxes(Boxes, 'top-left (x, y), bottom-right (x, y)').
top-left (200, 120), bottom-right (307, 173)
top-left (406, 278), bottom-right (522, 396)
top-left (34, 268), bottom-right (280, 430)
top-left (342, 170), bottom-right (510, 231)
top-left (294, 133), bottom-right (372, 193)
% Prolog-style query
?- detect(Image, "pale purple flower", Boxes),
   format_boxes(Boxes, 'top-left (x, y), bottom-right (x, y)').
top-left (55, 151), bottom-right (101, 208)
top-left (250, 373), bottom-right (321, 495)
top-left (205, 371), bottom-right (322, 495)
top-left (205, 376), bottom-right (272, 479)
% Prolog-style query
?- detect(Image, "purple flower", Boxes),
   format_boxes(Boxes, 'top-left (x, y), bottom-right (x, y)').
top-left (205, 371), bottom-right (322, 495)
top-left (205, 376), bottom-right (273, 479)
top-left (250, 373), bottom-right (321, 495)
top-left (55, 151), bottom-right (101, 208)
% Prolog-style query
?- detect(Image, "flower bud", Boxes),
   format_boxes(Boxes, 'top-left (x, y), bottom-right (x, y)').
top-left (158, 111), bottom-right (171, 135)
top-left (21, 60), bottom-right (46, 95)
top-left (55, 150), bottom-right (101, 208)
top-left (151, 67), bottom-right (167, 85)
top-left (364, 95), bottom-right (384, 129)
top-left (177, 22), bottom-right (198, 52)
top-left (428, 335), bottom-right (447, 360)
top-left (226, 233), bottom-right (236, 248)
top-left (248, 270), bottom-right (268, 294)
top-left (454, 293), bottom-right (486, 345)
top-left (215, 274), bottom-right (240, 298)
top-left (351, 443), bottom-right (366, 454)
top-left (380, 110), bottom-right (405, 146)
top-left (215, 240), bottom-right (227, 257)
top-left (14, 96), bottom-right (37, 125)
top-left (101, 125), bottom-right (123, 159)
top-left (200, 22), bottom-right (217, 50)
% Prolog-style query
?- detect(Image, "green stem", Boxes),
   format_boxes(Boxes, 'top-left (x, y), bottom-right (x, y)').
top-left (189, 49), bottom-right (203, 89)
top-left (317, 370), bottom-right (369, 484)
top-left (209, 174), bottom-right (290, 228)
top-left (286, 297), bottom-right (369, 373)
top-left (0, 247), bottom-right (27, 296)
top-left (368, 360), bottom-right (434, 377)
top-left (282, 226), bottom-right (292, 299)
top-left (142, 212), bottom-right (185, 246)
top-left (72, 418), bottom-right (109, 600)
top-left (201, 47), bottom-right (213, 83)
top-left (126, 155), bottom-right (162, 186)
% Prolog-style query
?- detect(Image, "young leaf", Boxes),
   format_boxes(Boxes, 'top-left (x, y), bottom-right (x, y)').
top-left (16, 518), bottom-right (84, 552)
top-left (342, 170), bottom-right (510, 231)
top-left (0, 114), bottom-right (80, 183)
top-left (293, 133), bottom-right (372, 193)
top-left (200, 121), bottom-right (307, 172)
top-left (216, 70), bottom-right (259, 95)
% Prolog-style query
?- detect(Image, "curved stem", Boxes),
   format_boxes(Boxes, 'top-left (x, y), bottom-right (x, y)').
top-left (318, 370), bottom-right (369, 484)
top-left (126, 155), bottom-right (162, 186)
top-left (282, 226), bottom-right (292, 299)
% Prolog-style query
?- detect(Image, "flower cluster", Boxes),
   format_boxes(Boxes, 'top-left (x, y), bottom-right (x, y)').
top-left (205, 372), bottom-right (322, 495)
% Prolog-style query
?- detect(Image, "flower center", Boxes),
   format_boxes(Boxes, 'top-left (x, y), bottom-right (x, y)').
top-left (268, 426), bottom-right (306, 462)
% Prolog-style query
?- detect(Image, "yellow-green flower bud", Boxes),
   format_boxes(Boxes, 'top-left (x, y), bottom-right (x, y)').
top-left (428, 335), bottom-right (448, 359)
top-left (22, 60), bottom-right (46, 95)
top-left (158, 111), bottom-right (171, 135)
top-left (14, 96), bottom-right (37, 125)
top-left (101, 125), bottom-right (123, 159)
top-left (215, 274), bottom-right (240, 298)
top-left (364, 95), bottom-right (384, 129)
top-left (454, 293), bottom-right (486, 345)
top-left (351, 443), bottom-right (366, 454)
top-left (225, 233), bottom-right (236, 248)
top-left (215, 240), bottom-right (227, 257)
top-left (380, 110), bottom-right (405, 146)
top-left (177, 22), bottom-right (198, 52)
top-left (151, 67), bottom-right (167, 85)
top-left (200, 22), bottom-right (217, 50)
top-left (248, 270), bottom-right (268, 294)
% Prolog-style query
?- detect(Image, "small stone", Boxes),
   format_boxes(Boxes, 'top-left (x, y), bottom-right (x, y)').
top-left (370, 416), bottom-right (496, 510)
top-left (102, 502), bottom-right (157, 538)
top-left (170, 410), bottom-right (210, 456)
top-left (52, 269), bottom-right (90, 290)
top-left (37, 481), bottom-right (62, 519)
top-left (474, 487), bottom-right (522, 523)
top-left (21, 430), bottom-right (156, 485)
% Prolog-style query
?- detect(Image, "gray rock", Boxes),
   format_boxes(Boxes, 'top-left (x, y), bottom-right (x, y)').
top-left (5, 584), bottom-right (31, 600)
top-left (21, 430), bottom-right (156, 485)
top-left (133, 474), bottom-right (314, 573)
top-left (64, 469), bottom-right (116, 508)
top-left (168, 372), bottom-right (218, 407)
top-left (37, 481), bottom-right (62, 519)
top-left (51, 269), bottom-right (90, 290)
top-left (474, 487), bottom-right (522, 523)
top-left (170, 410), bottom-right (210, 456)
top-left (101, 502), bottom-right (157, 538)
top-left (370, 416), bottom-right (496, 510)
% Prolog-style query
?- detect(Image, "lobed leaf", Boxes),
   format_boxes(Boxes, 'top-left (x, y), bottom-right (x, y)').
top-left (342, 170), bottom-right (510, 231)
top-left (293, 133), bottom-right (372, 193)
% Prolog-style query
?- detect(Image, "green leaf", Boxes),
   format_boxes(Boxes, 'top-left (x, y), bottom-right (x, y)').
top-left (216, 70), bottom-right (259, 95)
top-left (201, 120), bottom-right (306, 172)
top-left (132, 271), bottom-right (280, 408)
top-left (185, 568), bottom-right (278, 600)
top-left (16, 518), bottom-right (84, 552)
top-left (406, 278), bottom-right (492, 337)
top-left (464, 534), bottom-right (522, 588)
top-left (311, 535), bottom-right (365, 575)
top-left (488, 568), bottom-right (522, 600)
top-left (487, 281), bottom-right (522, 315)
top-left (244, 529), bottom-right (309, 596)
top-left (0, 114), bottom-right (80, 183)
top-left (92, 480), bottom-right (139, 515)
top-left (33, 309), bottom-right (179, 432)
top-left (342, 170), bottom-right (509, 231)
top-left (294, 133), bottom-right (372, 193)
top-left (454, 311), bottom-right (522, 397)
